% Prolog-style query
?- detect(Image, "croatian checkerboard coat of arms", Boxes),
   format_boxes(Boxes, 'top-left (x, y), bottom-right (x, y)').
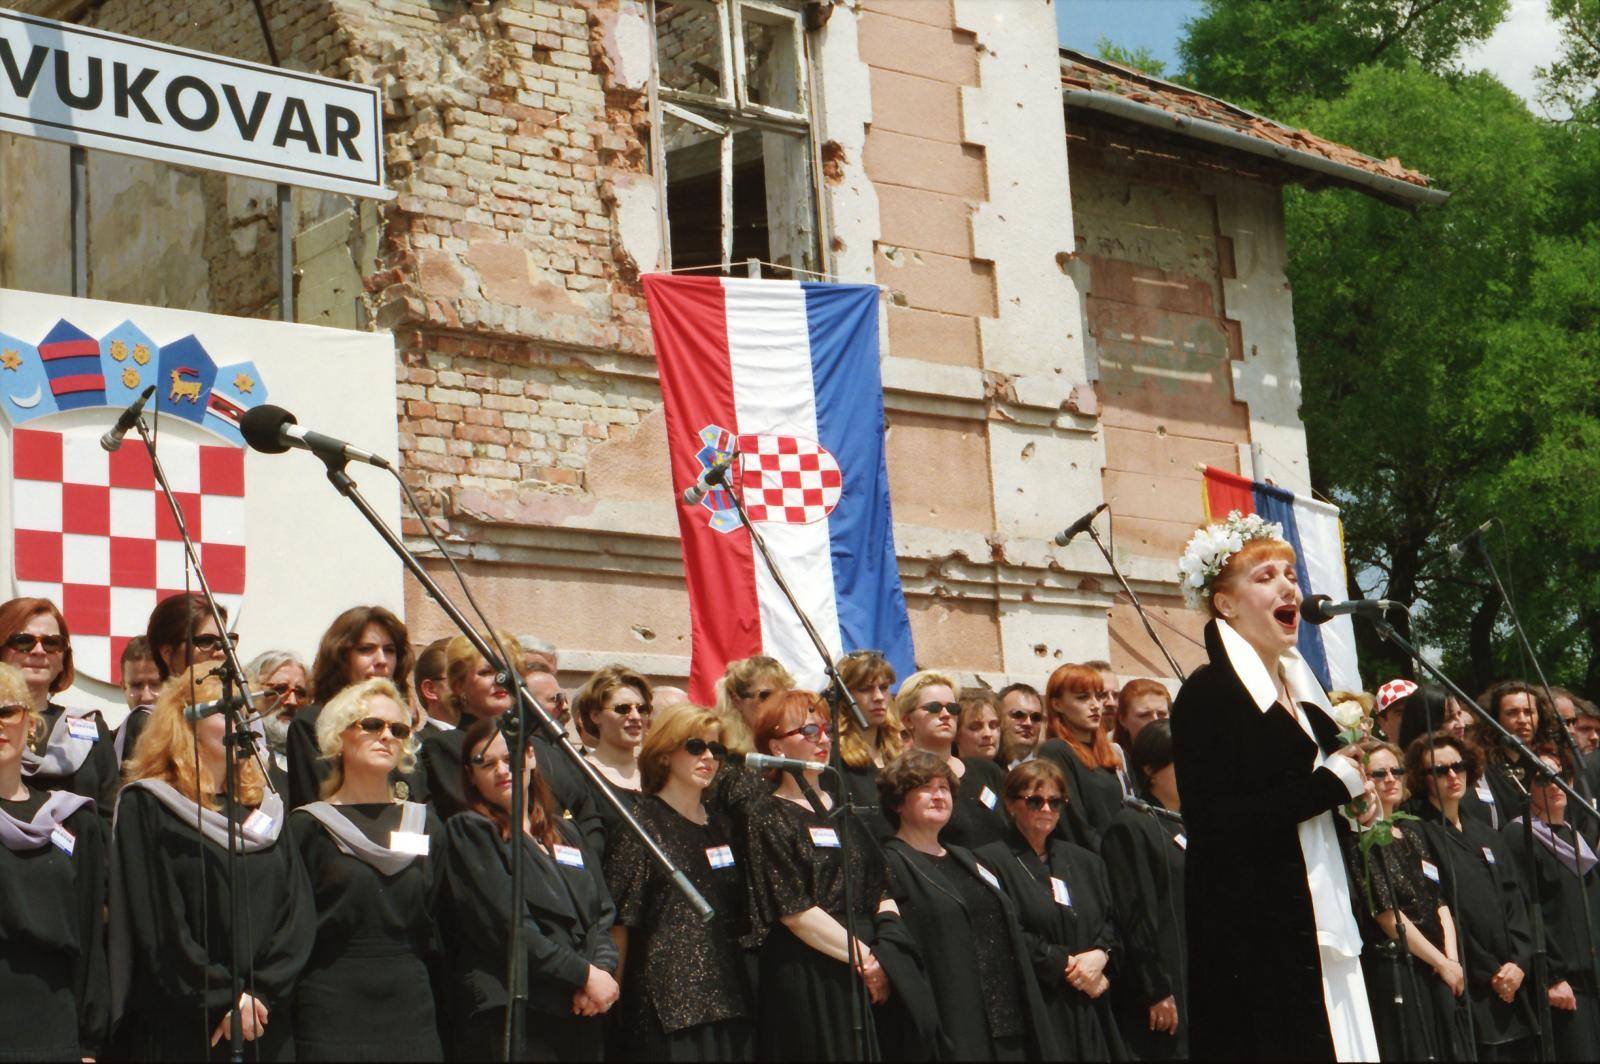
top-left (0, 318), bottom-right (267, 684)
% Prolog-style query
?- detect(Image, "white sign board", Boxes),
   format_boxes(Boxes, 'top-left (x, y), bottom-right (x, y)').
top-left (0, 7), bottom-right (390, 199)
top-left (0, 288), bottom-right (403, 719)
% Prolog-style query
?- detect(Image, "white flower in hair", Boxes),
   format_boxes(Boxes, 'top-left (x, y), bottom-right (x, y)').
top-left (1177, 510), bottom-right (1285, 610)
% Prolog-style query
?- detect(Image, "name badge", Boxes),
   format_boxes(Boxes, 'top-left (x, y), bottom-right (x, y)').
top-left (976, 863), bottom-right (1001, 890)
top-left (553, 844), bottom-right (585, 868)
top-left (1421, 860), bottom-right (1440, 883)
top-left (808, 826), bottom-right (840, 849)
top-left (1050, 876), bottom-right (1073, 907)
top-left (1174, 832), bottom-right (1188, 850)
top-left (242, 809), bottom-right (275, 837)
top-left (50, 825), bottom-right (75, 855)
top-left (390, 830), bottom-right (430, 856)
top-left (705, 844), bottom-right (736, 869)
top-left (979, 786), bottom-right (998, 810)
top-left (66, 718), bottom-right (98, 742)
top-left (1481, 846), bottom-right (1496, 866)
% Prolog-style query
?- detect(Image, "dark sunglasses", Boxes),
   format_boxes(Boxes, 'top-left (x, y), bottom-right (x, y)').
top-left (1022, 795), bottom-right (1065, 811)
top-left (684, 738), bottom-right (728, 760)
top-left (1428, 763), bottom-right (1466, 779)
top-left (1008, 710), bottom-right (1045, 723)
top-left (1368, 767), bottom-right (1404, 781)
top-left (917, 701), bottom-right (960, 717)
top-left (5, 632), bottom-right (64, 654)
top-left (609, 701), bottom-right (652, 718)
top-left (780, 721), bottom-right (828, 740)
top-left (0, 703), bottom-right (28, 724)
top-left (264, 682), bottom-right (309, 701)
top-left (190, 633), bottom-right (240, 652)
top-left (350, 717), bottom-right (413, 741)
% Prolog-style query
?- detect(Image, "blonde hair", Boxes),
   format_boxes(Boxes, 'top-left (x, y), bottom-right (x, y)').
top-left (892, 669), bottom-right (961, 737)
top-left (713, 655), bottom-right (795, 756)
top-left (316, 678), bottom-right (417, 799)
top-left (639, 703), bottom-right (724, 794)
top-left (0, 662), bottom-right (42, 743)
top-left (444, 631), bottom-right (525, 720)
top-left (123, 665), bottom-right (265, 808)
top-left (837, 651), bottom-right (903, 769)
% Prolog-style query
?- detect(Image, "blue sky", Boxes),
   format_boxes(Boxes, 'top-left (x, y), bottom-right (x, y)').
top-left (1055, 0), bottom-right (1204, 73)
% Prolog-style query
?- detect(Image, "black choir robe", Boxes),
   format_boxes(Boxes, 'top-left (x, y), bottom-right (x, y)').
top-left (1039, 739), bottom-right (1123, 850)
top-left (1101, 805), bottom-right (1188, 1061)
top-left (26, 703), bottom-right (119, 823)
top-left (942, 756), bottom-right (1010, 852)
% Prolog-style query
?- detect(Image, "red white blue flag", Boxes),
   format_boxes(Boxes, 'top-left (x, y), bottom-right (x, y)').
top-left (643, 276), bottom-right (915, 703)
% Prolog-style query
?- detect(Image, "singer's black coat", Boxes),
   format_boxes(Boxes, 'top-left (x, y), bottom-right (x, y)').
top-left (1100, 805), bottom-right (1188, 1061)
top-left (941, 756), bottom-right (1010, 852)
top-left (1169, 620), bottom-right (1359, 1062)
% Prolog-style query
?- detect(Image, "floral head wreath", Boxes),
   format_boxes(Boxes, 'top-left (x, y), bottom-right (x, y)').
top-left (1177, 510), bottom-right (1285, 611)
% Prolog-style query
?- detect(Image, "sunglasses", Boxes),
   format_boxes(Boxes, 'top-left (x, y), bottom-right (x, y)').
top-left (264, 682), bottom-right (309, 701)
top-left (0, 703), bottom-right (28, 724)
top-left (1428, 763), bottom-right (1466, 779)
top-left (1368, 767), bottom-right (1404, 781)
top-left (1022, 795), bottom-right (1065, 811)
top-left (350, 717), bottom-right (413, 741)
top-left (916, 701), bottom-right (960, 718)
top-left (1008, 710), bottom-right (1045, 723)
top-left (190, 633), bottom-right (240, 652)
top-left (684, 738), bottom-right (728, 760)
top-left (780, 721), bottom-right (828, 740)
top-left (609, 702), bottom-right (651, 718)
top-left (5, 632), bottom-right (64, 654)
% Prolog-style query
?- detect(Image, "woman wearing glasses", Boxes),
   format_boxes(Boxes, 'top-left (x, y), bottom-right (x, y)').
top-left (0, 661), bottom-right (109, 1060)
top-left (0, 597), bottom-right (120, 820)
top-left (577, 665), bottom-right (653, 861)
top-left (744, 689), bottom-right (893, 1061)
top-left (288, 678), bottom-right (445, 1061)
top-left (110, 663), bottom-right (315, 1061)
top-left (604, 703), bottom-right (754, 1061)
top-left (119, 593), bottom-right (233, 770)
top-left (976, 758), bottom-right (1123, 1060)
top-left (1408, 731), bottom-right (1535, 1062)
top-left (442, 716), bottom-right (619, 1061)
top-left (897, 670), bottom-right (1008, 851)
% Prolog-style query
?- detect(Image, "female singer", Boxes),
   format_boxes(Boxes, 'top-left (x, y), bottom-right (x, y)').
top-left (576, 665), bottom-right (652, 859)
top-left (1169, 513), bottom-right (1380, 1060)
top-left (1395, 683), bottom-right (1497, 829)
top-left (1100, 719), bottom-right (1187, 1061)
top-left (1503, 746), bottom-right (1600, 1062)
top-left (743, 689), bottom-right (891, 1061)
top-left (110, 664), bottom-right (314, 1061)
top-left (144, 591), bottom-right (233, 681)
top-left (713, 655), bottom-right (794, 753)
top-left (897, 670), bottom-right (1007, 851)
top-left (0, 661), bottom-right (109, 1061)
top-left (286, 606), bottom-right (415, 808)
top-left (603, 704), bottom-right (753, 1060)
top-left (0, 597), bottom-right (119, 817)
top-left (1111, 678), bottom-right (1170, 758)
top-left (1408, 731), bottom-right (1535, 1061)
top-left (956, 692), bottom-right (1005, 763)
top-left (834, 649), bottom-right (904, 840)
top-left (288, 678), bottom-right (445, 1061)
top-left (977, 758), bottom-right (1123, 1061)
top-left (1038, 663), bottom-right (1125, 847)
top-left (441, 717), bottom-right (619, 1061)
top-left (879, 751), bottom-right (1057, 1061)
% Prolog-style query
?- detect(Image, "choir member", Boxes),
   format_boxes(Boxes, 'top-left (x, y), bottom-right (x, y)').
top-left (1110, 678), bottom-right (1169, 760)
top-left (144, 591), bottom-right (233, 681)
top-left (1084, 659), bottom-right (1120, 736)
top-left (247, 649), bottom-right (309, 796)
top-left (576, 664), bottom-right (651, 858)
top-left (603, 703), bottom-right (754, 1060)
top-left (999, 683), bottom-right (1046, 767)
top-left (743, 689), bottom-right (891, 1061)
top-left (1408, 731), bottom-right (1538, 1062)
top-left (976, 758), bottom-right (1122, 1061)
top-left (442, 717), bottom-right (619, 1061)
top-left (413, 637), bottom-right (456, 730)
top-left (287, 606), bottom-right (416, 808)
top-left (1476, 680), bottom-right (1562, 827)
top-left (0, 661), bottom-right (109, 1061)
top-left (1100, 719), bottom-right (1188, 1061)
top-left (713, 654), bottom-right (795, 755)
top-left (0, 597), bottom-right (119, 818)
top-left (1503, 746), bottom-right (1600, 1062)
top-left (288, 678), bottom-right (445, 1061)
top-left (1039, 663), bottom-right (1126, 848)
top-left (879, 751), bottom-right (1059, 1061)
top-left (110, 664), bottom-right (314, 1061)
top-left (1395, 683), bottom-right (1498, 829)
top-left (114, 637), bottom-right (162, 765)
top-left (897, 669), bottom-right (1007, 851)
top-left (956, 691), bottom-right (1004, 762)
top-left (834, 649), bottom-right (903, 839)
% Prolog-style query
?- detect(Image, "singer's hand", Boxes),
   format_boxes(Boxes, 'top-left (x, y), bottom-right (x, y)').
top-left (209, 993), bottom-right (268, 1046)
top-left (1354, 779), bottom-right (1380, 826)
top-left (856, 949), bottom-right (890, 1005)
top-left (1434, 957), bottom-right (1465, 996)
top-left (580, 965), bottom-right (618, 1013)
top-left (1549, 981), bottom-right (1577, 1011)
top-left (1490, 962), bottom-right (1524, 1003)
top-left (1065, 949), bottom-right (1108, 993)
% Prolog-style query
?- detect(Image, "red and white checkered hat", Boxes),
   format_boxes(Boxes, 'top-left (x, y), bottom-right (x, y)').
top-left (1375, 678), bottom-right (1419, 714)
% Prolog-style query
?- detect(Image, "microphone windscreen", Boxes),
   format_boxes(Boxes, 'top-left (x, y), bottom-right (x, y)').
top-left (1299, 594), bottom-right (1334, 626)
top-left (239, 404), bottom-right (297, 454)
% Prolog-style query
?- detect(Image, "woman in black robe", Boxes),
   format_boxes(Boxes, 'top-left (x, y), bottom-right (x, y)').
top-left (288, 678), bottom-right (445, 1061)
top-left (441, 716), bottom-right (619, 1061)
top-left (895, 669), bottom-right (1009, 851)
top-left (976, 757), bottom-right (1123, 1061)
top-left (1100, 720), bottom-right (1188, 1061)
top-left (603, 704), bottom-right (753, 1060)
top-left (574, 665), bottom-right (651, 860)
top-left (109, 664), bottom-right (316, 1061)
top-left (0, 668), bottom-right (109, 1062)
top-left (1396, 684), bottom-right (1498, 829)
top-left (1407, 731), bottom-right (1538, 1062)
top-left (832, 649), bottom-right (903, 841)
top-left (1504, 746), bottom-right (1600, 1062)
top-left (1037, 663), bottom-right (1125, 848)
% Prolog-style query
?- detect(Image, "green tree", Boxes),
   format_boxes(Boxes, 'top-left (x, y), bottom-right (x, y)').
top-left (1540, 0), bottom-right (1600, 115)
top-left (1095, 36), bottom-right (1168, 78)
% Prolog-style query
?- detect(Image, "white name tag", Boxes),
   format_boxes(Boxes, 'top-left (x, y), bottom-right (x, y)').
top-left (1050, 875), bottom-right (1072, 906)
top-left (66, 718), bottom-right (98, 742)
top-left (242, 809), bottom-right (275, 837)
top-left (390, 830), bottom-right (430, 856)
top-left (1481, 846), bottom-right (1496, 865)
top-left (705, 844), bottom-right (735, 869)
top-left (1421, 860), bottom-right (1440, 883)
top-left (50, 825), bottom-right (75, 855)
top-left (808, 826), bottom-right (840, 849)
top-left (1173, 832), bottom-right (1188, 850)
top-left (979, 786), bottom-right (998, 810)
top-left (553, 844), bottom-right (585, 868)
top-left (976, 863), bottom-right (1001, 891)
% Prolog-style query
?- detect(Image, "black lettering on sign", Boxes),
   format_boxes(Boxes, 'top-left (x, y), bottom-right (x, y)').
top-left (222, 84), bottom-right (270, 140)
top-left (166, 74), bottom-right (219, 132)
top-left (53, 50), bottom-right (102, 110)
top-left (273, 96), bottom-right (319, 152)
top-left (0, 39), bottom-right (48, 98)
top-left (113, 62), bottom-right (160, 122)
top-left (324, 104), bottom-right (361, 161)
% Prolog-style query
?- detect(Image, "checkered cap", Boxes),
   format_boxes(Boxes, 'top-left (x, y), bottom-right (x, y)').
top-left (1375, 678), bottom-right (1419, 714)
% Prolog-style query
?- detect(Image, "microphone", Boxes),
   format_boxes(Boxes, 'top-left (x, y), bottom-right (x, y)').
top-left (1053, 503), bottom-right (1109, 547)
top-left (1300, 594), bottom-right (1405, 626)
top-left (681, 456), bottom-right (733, 506)
top-left (735, 751), bottom-right (829, 775)
top-left (1123, 794), bottom-right (1184, 823)
top-left (1447, 518), bottom-right (1494, 561)
top-left (239, 404), bottom-right (392, 470)
top-left (183, 692), bottom-right (254, 723)
top-left (100, 384), bottom-right (157, 453)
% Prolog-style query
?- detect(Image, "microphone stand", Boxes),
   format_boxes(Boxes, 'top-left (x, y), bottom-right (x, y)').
top-left (306, 455), bottom-right (712, 1062)
top-left (1082, 523), bottom-right (1186, 682)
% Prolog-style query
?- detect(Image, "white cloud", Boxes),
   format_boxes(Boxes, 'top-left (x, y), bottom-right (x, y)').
top-left (1461, 0), bottom-right (1566, 112)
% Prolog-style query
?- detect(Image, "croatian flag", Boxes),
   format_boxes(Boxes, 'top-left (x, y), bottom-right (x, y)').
top-left (1202, 466), bottom-right (1360, 691)
top-left (643, 275), bottom-right (916, 703)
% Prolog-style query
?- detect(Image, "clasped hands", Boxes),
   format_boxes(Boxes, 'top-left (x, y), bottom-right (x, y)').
top-left (1065, 948), bottom-right (1109, 998)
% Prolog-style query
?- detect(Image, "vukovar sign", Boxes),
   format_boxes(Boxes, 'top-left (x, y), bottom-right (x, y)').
top-left (0, 8), bottom-right (389, 200)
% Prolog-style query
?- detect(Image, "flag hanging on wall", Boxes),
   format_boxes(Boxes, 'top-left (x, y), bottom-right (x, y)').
top-left (643, 275), bottom-right (916, 703)
top-left (1201, 466), bottom-right (1361, 691)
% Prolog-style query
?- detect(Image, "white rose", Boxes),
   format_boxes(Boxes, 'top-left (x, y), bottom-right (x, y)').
top-left (1330, 700), bottom-right (1366, 732)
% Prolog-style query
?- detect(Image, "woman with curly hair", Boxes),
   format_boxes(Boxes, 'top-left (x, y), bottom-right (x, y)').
top-left (288, 678), bottom-right (445, 1061)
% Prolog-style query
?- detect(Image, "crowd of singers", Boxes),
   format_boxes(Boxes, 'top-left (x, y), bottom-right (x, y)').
top-left (2, 591), bottom-right (1599, 1061)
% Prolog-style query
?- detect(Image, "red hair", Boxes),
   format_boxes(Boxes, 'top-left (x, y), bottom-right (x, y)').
top-left (753, 689), bottom-right (826, 775)
top-left (1045, 663), bottom-right (1121, 771)
top-left (0, 597), bottom-right (74, 693)
top-left (1114, 678), bottom-right (1171, 749)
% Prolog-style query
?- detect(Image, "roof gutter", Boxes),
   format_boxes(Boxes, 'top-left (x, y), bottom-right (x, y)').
top-left (1062, 86), bottom-right (1450, 209)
